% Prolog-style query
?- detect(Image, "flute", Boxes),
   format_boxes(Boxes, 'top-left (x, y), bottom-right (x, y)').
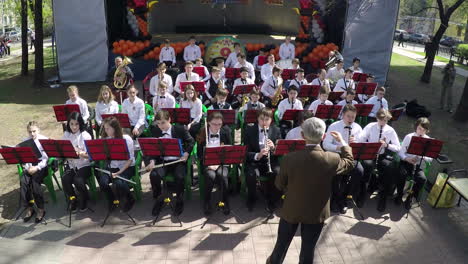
top-left (95, 168), bottom-right (137, 185)
top-left (139, 159), bottom-right (185, 173)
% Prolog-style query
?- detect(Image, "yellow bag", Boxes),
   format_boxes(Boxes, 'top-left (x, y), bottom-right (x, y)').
top-left (427, 173), bottom-right (458, 208)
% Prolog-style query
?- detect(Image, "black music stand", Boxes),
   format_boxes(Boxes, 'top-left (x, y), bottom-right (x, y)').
top-left (281, 69), bottom-right (297, 80)
top-left (137, 138), bottom-right (184, 226)
top-left (349, 142), bottom-right (382, 220)
top-left (207, 109), bottom-right (236, 126)
top-left (84, 138), bottom-right (136, 227)
top-left (233, 84), bottom-right (256, 96)
top-left (225, 67), bottom-right (241, 79)
top-left (328, 92), bottom-right (344, 102)
top-left (53, 104), bottom-right (81, 122)
top-left (352, 72), bottom-right (368, 82)
top-left (298, 85), bottom-right (320, 99)
top-left (201, 145), bottom-right (247, 229)
top-left (0, 146), bottom-right (47, 224)
top-left (274, 140), bottom-right (306, 156)
top-left (405, 137), bottom-right (443, 215)
top-left (315, 105), bottom-right (343, 121)
top-left (180, 81), bottom-right (206, 94)
top-left (161, 108), bottom-right (191, 125)
top-left (101, 113), bottom-right (131, 128)
top-left (355, 82), bottom-right (377, 97)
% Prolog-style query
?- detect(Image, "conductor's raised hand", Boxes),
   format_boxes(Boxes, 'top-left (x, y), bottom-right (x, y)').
top-left (330, 131), bottom-right (345, 144)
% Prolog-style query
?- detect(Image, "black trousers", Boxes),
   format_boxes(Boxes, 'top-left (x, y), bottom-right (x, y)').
top-left (397, 161), bottom-right (427, 199)
top-left (204, 165), bottom-right (229, 203)
top-left (97, 166), bottom-right (135, 203)
top-left (362, 157), bottom-right (394, 196)
top-left (332, 161), bottom-right (364, 203)
top-left (246, 160), bottom-right (280, 204)
top-left (269, 218), bottom-right (324, 264)
top-left (62, 166), bottom-right (91, 202)
top-left (20, 166), bottom-right (48, 209)
top-left (149, 161), bottom-right (186, 198)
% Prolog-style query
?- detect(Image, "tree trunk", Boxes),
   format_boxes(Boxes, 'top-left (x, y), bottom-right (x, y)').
top-left (33, 0), bottom-right (44, 87)
top-left (420, 19), bottom-right (448, 83)
top-left (464, 17), bottom-right (468, 43)
top-left (21, 0), bottom-right (28, 76)
top-left (453, 77), bottom-right (468, 122)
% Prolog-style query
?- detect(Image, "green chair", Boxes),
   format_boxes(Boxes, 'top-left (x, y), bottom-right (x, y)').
top-left (17, 158), bottom-right (60, 203)
top-left (132, 151), bottom-right (143, 201)
top-left (57, 160), bottom-right (98, 202)
top-left (433, 169), bottom-right (468, 208)
top-left (143, 103), bottom-right (155, 137)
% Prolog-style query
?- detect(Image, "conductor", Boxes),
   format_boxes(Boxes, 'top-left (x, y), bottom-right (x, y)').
top-left (267, 117), bottom-right (354, 264)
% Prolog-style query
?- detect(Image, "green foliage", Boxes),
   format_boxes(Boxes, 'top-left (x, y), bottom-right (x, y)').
top-left (2, 0), bottom-right (53, 36)
top-left (456, 44), bottom-right (468, 57)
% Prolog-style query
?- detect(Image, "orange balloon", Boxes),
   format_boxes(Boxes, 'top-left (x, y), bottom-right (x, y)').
top-left (112, 42), bottom-right (118, 48)
top-left (176, 47), bottom-right (183, 54)
top-left (132, 46), bottom-right (138, 53)
top-left (148, 51), bottom-right (154, 58)
top-left (144, 40), bottom-right (150, 47)
top-left (154, 47), bottom-right (160, 53)
top-left (302, 56), bottom-right (309, 63)
top-left (118, 39), bottom-right (125, 45)
top-left (121, 44), bottom-right (128, 51)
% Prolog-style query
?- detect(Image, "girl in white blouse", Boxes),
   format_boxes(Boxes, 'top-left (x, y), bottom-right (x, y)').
top-left (180, 84), bottom-right (203, 138)
top-left (95, 85), bottom-right (119, 127)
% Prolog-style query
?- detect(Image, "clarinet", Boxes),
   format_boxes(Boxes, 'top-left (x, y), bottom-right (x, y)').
top-left (374, 125), bottom-right (384, 174)
top-left (263, 126), bottom-right (273, 173)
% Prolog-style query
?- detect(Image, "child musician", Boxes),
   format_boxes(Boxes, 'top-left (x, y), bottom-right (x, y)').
top-left (196, 112), bottom-right (233, 215)
top-left (311, 69), bottom-right (331, 89)
top-left (145, 110), bottom-right (194, 216)
top-left (19, 121), bottom-right (48, 223)
top-left (261, 54), bottom-right (276, 81)
top-left (279, 36), bottom-right (295, 60)
top-left (326, 59), bottom-right (345, 85)
top-left (194, 57), bottom-right (211, 82)
top-left (277, 85), bottom-right (303, 138)
top-left (357, 74), bottom-right (375, 103)
top-left (261, 66), bottom-right (282, 107)
top-left (95, 85), bottom-right (119, 127)
top-left (215, 58), bottom-right (226, 80)
top-left (180, 85), bottom-right (203, 137)
top-left (122, 86), bottom-right (147, 138)
top-left (174, 61), bottom-right (200, 96)
top-left (323, 105), bottom-right (364, 213)
top-left (289, 58), bottom-right (300, 70)
top-left (234, 53), bottom-right (255, 80)
top-left (208, 88), bottom-right (232, 110)
top-left (253, 48), bottom-right (266, 71)
top-left (337, 89), bottom-right (358, 119)
top-left (359, 109), bottom-right (400, 212)
top-left (153, 81), bottom-right (176, 112)
top-left (232, 67), bottom-right (255, 109)
top-left (243, 108), bottom-right (281, 212)
top-left (225, 42), bottom-right (242, 68)
top-left (308, 86), bottom-right (332, 115)
top-left (239, 88), bottom-right (265, 112)
top-left (285, 110), bottom-right (314, 140)
top-left (204, 67), bottom-right (225, 106)
top-left (62, 112), bottom-right (92, 212)
top-left (66, 85), bottom-right (90, 123)
top-left (365, 86), bottom-right (389, 122)
top-left (183, 36), bottom-right (201, 62)
top-left (159, 39), bottom-right (176, 67)
top-left (333, 69), bottom-right (355, 100)
top-left (149, 62), bottom-right (174, 96)
top-left (288, 68), bottom-right (309, 89)
top-left (396, 117), bottom-right (432, 209)
top-left (348, 57), bottom-right (363, 73)
top-left (98, 117), bottom-right (136, 212)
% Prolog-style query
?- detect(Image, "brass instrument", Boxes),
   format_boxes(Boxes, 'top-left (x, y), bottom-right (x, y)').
top-left (263, 126), bottom-right (273, 173)
top-left (241, 94), bottom-right (249, 108)
top-left (271, 77), bottom-right (283, 107)
top-left (114, 57), bottom-right (132, 89)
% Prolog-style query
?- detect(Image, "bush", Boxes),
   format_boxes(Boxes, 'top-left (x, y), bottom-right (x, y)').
top-left (456, 44), bottom-right (468, 58)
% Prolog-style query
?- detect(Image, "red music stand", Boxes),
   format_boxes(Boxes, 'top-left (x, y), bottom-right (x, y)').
top-left (0, 147), bottom-right (39, 164)
top-left (298, 85), bottom-right (320, 98)
top-left (225, 68), bottom-right (241, 79)
top-left (349, 142), bottom-right (382, 161)
top-left (355, 82), bottom-right (377, 96)
top-left (352, 72), bottom-right (368, 82)
top-left (233, 84), bottom-right (256, 95)
top-left (207, 109), bottom-right (236, 125)
top-left (328, 92), bottom-right (344, 102)
top-left (258, 56), bottom-right (267, 66)
top-left (274, 140), bottom-right (306, 155)
top-left (390, 109), bottom-right (404, 121)
top-left (162, 108), bottom-right (191, 125)
top-left (244, 109), bottom-right (259, 124)
top-left (315, 105), bottom-right (343, 120)
top-left (84, 139), bottom-right (129, 161)
top-left (180, 81), bottom-right (206, 93)
top-left (281, 109), bottom-right (304, 121)
top-left (101, 113), bottom-right (131, 128)
top-left (193, 67), bottom-right (206, 78)
top-left (281, 69), bottom-right (297, 80)
top-left (354, 104), bottom-right (373, 117)
top-left (53, 104), bottom-right (81, 122)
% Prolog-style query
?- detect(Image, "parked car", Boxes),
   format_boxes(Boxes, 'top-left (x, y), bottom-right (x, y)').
top-left (7, 31), bottom-right (20, 42)
top-left (408, 33), bottom-right (430, 44)
top-left (440, 37), bottom-right (462, 47)
top-left (394, 29), bottom-right (410, 40)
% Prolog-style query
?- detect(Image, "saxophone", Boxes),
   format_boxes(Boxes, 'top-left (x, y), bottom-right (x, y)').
top-left (241, 94), bottom-right (249, 108)
top-left (271, 77), bottom-right (283, 107)
top-left (114, 57), bottom-right (132, 89)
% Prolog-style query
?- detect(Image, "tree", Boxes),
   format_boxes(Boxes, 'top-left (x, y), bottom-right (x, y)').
top-left (420, 0), bottom-right (466, 83)
top-left (33, 0), bottom-right (43, 86)
top-left (454, 77), bottom-right (468, 121)
top-left (21, 0), bottom-right (28, 76)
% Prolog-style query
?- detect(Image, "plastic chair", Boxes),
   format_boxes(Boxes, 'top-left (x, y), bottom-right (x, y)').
top-left (17, 158), bottom-right (61, 203)
top-left (434, 169), bottom-right (468, 208)
top-left (57, 160), bottom-right (98, 201)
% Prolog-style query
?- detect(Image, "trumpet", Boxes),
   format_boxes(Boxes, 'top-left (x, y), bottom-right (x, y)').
top-left (263, 126), bottom-right (273, 173)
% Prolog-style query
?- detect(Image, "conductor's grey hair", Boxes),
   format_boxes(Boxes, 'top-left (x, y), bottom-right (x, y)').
top-left (301, 117), bottom-right (326, 143)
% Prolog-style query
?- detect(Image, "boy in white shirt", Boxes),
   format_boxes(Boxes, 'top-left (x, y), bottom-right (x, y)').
top-left (204, 67), bottom-right (225, 106)
top-left (261, 66), bottom-right (282, 107)
top-left (234, 53), bottom-right (255, 80)
top-left (183, 36), bottom-right (201, 62)
top-left (159, 39), bottom-right (176, 67)
top-left (122, 86), bottom-right (147, 138)
top-left (333, 69), bottom-right (355, 100)
top-left (215, 58), bottom-right (226, 80)
top-left (358, 74), bottom-right (376, 103)
top-left (66, 85), bottom-right (90, 123)
top-left (260, 54), bottom-right (276, 81)
top-left (194, 57), bottom-right (211, 82)
top-left (311, 69), bottom-right (330, 89)
top-left (326, 59), bottom-right (345, 84)
top-left (288, 68), bottom-right (308, 89)
top-left (279, 36), bottom-right (295, 60)
top-left (153, 81), bottom-right (176, 112)
top-left (174, 61), bottom-right (200, 95)
top-left (365, 86), bottom-right (389, 122)
top-left (337, 89), bottom-right (358, 119)
top-left (225, 42), bottom-right (242, 68)
top-left (308, 86), bottom-right (333, 115)
top-left (348, 57), bottom-right (363, 73)
top-left (253, 48), bottom-right (266, 71)
top-left (149, 62), bottom-right (174, 96)
top-left (277, 85), bottom-right (303, 138)
top-left (232, 67), bottom-right (255, 109)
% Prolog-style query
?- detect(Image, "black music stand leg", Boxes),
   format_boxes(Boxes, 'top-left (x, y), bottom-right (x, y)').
top-left (125, 211), bottom-right (137, 225)
top-left (405, 158), bottom-right (425, 218)
top-left (347, 196), bottom-right (364, 220)
top-left (101, 208), bottom-right (113, 227)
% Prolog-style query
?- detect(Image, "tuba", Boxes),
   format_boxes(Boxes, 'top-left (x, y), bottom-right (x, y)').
top-left (271, 77), bottom-right (283, 107)
top-left (114, 57), bottom-right (132, 89)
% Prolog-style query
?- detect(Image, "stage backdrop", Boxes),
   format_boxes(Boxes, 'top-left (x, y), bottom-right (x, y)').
top-left (341, 0), bottom-right (399, 85)
top-left (53, 0), bottom-right (108, 82)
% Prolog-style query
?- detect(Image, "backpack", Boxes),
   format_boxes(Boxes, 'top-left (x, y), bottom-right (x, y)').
top-left (405, 99), bottom-right (431, 118)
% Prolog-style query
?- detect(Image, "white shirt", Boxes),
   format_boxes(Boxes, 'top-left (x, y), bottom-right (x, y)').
top-left (95, 100), bottom-right (119, 125)
top-left (253, 55), bottom-right (262, 71)
top-left (180, 98), bottom-right (203, 123)
top-left (365, 96), bottom-right (389, 117)
top-left (159, 46), bottom-right (176, 64)
top-left (308, 99), bottom-right (333, 114)
top-left (261, 63), bottom-right (275, 81)
top-left (205, 77), bottom-right (225, 100)
top-left (348, 66), bottom-right (363, 73)
top-left (261, 75), bottom-right (280, 98)
top-left (289, 78), bottom-right (309, 89)
top-left (122, 97), bottom-right (146, 129)
top-left (109, 134), bottom-right (135, 169)
top-left (277, 98), bottom-right (303, 119)
top-left (359, 122), bottom-right (400, 154)
top-left (240, 101), bottom-right (265, 112)
top-left (183, 44), bottom-right (201, 62)
top-left (233, 77), bottom-right (255, 95)
top-left (152, 93), bottom-right (176, 112)
top-left (279, 42), bottom-right (295, 60)
top-left (326, 66), bottom-right (345, 83)
top-left (208, 102), bottom-right (232, 110)
top-left (285, 126), bottom-right (303, 140)
top-left (174, 72), bottom-right (200, 94)
top-left (334, 78), bottom-right (355, 93)
top-left (254, 126), bottom-right (271, 161)
top-left (207, 129), bottom-right (221, 148)
top-left (194, 65), bottom-right (211, 82)
top-left (62, 131), bottom-right (92, 169)
top-left (337, 99), bottom-right (358, 119)
top-left (399, 132), bottom-right (433, 168)
top-left (323, 120), bottom-right (362, 152)
top-left (149, 73), bottom-right (174, 96)
top-left (65, 97), bottom-right (90, 122)
top-left (22, 134), bottom-right (48, 170)
top-left (234, 61), bottom-right (256, 80)
top-left (311, 77), bottom-right (330, 88)
top-left (225, 51), bottom-right (240, 68)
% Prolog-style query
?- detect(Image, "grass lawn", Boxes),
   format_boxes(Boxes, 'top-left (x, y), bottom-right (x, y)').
top-left (407, 50), bottom-right (468, 71)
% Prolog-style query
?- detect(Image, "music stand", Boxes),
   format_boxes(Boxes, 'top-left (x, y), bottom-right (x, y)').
top-left (349, 142), bottom-right (383, 219)
top-left (258, 56), bottom-right (267, 66)
top-left (84, 139), bottom-right (136, 227)
top-left (225, 67), bottom-right (241, 79)
top-left (101, 113), bottom-right (131, 128)
top-left (193, 66), bottom-right (206, 78)
top-left (53, 104), bottom-right (81, 122)
top-left (298, 85), bottom-right (320, 99)
top-left (243, 109), bottom-right (259, 124)
top-left (354, 104), bottom-right (373, 117)
top-left (201, 145), bottom-right (247, 229)
top-left (281, 109), bottom-right (305, 122)
top-left (233, 84), bottom-right (256, 96)
top-left (207, 109), bottom-right (236, 126)
top-left (390, 109), bottom-right (404, 122)
top-left (137, 137), bottom-right (184, 226)
top-left (162, 108), bottom-right (191, 125)
top-left (352, 72), bottom-right (368, 82)
top-left (180, 81), bottom-right (206, 93)
top-left (315, 105), bottom-right (343, 120)
top-left (328, 92), bottom-right (344, 102)
top-left (274, 140), bottom-right (306, 155)
top-left (405, 137), bottom-right (443, 214)
top-left (281, 69), bottom-right (297, 80)
top-left (355, 82), bottom-right (377, 96)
